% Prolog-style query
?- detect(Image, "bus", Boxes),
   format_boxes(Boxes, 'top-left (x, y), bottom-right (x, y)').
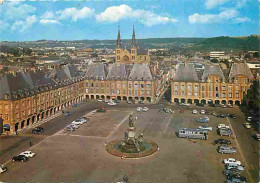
top-left (178, 128), bottom-right (208, 140)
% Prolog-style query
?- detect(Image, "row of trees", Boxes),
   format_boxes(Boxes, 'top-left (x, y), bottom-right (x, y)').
top-left (0, 45), bottom-right (32, 56)
top-left (244, 80), bottom-right (260, 109)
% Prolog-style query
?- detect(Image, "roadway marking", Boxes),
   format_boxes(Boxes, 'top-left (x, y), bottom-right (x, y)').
top-left (163, 114), bottom-right (172, 134)
top-left (226, 117), bottom-right (254, 183)
top-left (106, 111), bottom-right (134, 139)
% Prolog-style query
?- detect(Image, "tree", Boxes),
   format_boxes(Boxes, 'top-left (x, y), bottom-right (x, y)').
top-left (22, 47), bottom-right (32, 55)
top-left (253, 52), bottom-right (259, 58)
top-left (210, 58), bottom-right (218, 63)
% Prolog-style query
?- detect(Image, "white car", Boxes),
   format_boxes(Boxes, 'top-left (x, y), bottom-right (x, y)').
top-left (20, 151), bottom-right (36, 158)
top-left (68, 124), bottom-right (80, 129)
top-left (137, 107), bottom-right (142, 112)
top-left (72, 120), bottom-right (84, 125)
top-left (198, 125), bottom-right (213, 131)
top-left (108, 102), bottom-right (116, 105)
top-left (246, 117), bottom-right (252, 122)
top-left (192, 110), bottom-right (197, 114)
top-left (104, 99), bottom-right (109, 103)
top-left (97, 99), bottom-right (103, 102)
top-left (78, 117), bottom-right (88, 123)
top-left (225, 164), bottom-right (244, 171)
top-left (223, 158), bottom-right (241, 166)
top-left (218, 124), bottom-right (230, 129)
top-left (200, 110), bottom-right (205, 114)
top-left (143, 107), bottom-right (149, 112)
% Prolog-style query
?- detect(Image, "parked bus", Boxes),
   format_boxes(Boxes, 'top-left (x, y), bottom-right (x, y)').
top-left (178, 128), bottom-right (208, 140)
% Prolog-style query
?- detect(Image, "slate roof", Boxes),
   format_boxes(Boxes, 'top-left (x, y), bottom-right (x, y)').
top-left (229, 62), bottom-right (254, 81)
top-left (85, 63), bottom-right (106, 80)
top-left (174, 63), bottom-right (199, 82)
top-left (106, 64), bottom-right (129, 80)
top-left (128, 64), bottom-right (153, 80)
top-left (137, 47), bottom-right (148, 55)
top-left (202, 64), bottom-right (225, 81)
top-left (49, 65), bottom-right (82, 81)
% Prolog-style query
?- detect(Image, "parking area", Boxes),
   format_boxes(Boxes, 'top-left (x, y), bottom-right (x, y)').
top-left (0, 103), bottom-right (257, 183)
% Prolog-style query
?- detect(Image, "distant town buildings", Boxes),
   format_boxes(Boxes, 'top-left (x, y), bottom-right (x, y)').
top-left (210, 51), bottom-right (225, 60)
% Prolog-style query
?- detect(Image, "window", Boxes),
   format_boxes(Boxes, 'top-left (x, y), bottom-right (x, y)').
top-left (129, 84), bottom-right (132, 88)
top-left (188, 85), bottom-right (191, 90)
top-left (202, 86), bottom-right (205, 91)
top-left (5, 114), bottom-right (8, 120)
top-left (146, 90), bottom-right (151, 95)
top-left (236, 93), bottom-right (239, 98)
top-left (123, 90), bottom-right (126, 94)
top-left (117, 90), bottom-right (120, 94)
top-left (86, 83), bottom-right (88, 87)
top-left (147, 84), bottom-right (151, 88)
top-left (174, 85), bottom-right (178, 90)
top-left (101, 83), bottom-right (104, 87)
top-left (188, 91), bottom-right (191, 96)
top-left (134, 84), bottom-right (138, 88)
top-left (222, 86), bottom-right (226, 91)
top-left (195, 85), bottom-right (198, 90)
top-left (129, 90), bottom-right (132, 95)
top-left (141, 84), bottom-right (144, 88)
top-left (215, 87), bottom-right (218, 91)
top-left (96, 83), bottom-right (98, 87)
top-left (195, 92), bottom-right (198, 96)
top-left (181, 91), bottom-right (184, 96)
top-left (174, 91), bottom-right (178, 95)
top-left (181, 85), bottom-right (184, 90)
top-left (111, 89), bottom-right (114, 94)
top-left (91, 83), bottom-right (94, 87)
top-left (4, 104), bottom-right (8, 110)
top-left (222, 93), bottom-right (226, 97)
top-left (243, 78), bottom-right (246, 84)
top-left (135, 90), bottom-right (138, 95)
top-left (229, 93), bottom-right (232, 98)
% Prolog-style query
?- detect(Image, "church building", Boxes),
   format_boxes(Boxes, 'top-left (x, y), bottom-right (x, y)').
top-left (115, 26), bottom-right (150, 64)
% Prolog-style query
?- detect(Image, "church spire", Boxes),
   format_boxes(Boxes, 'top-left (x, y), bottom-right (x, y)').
top-left (116, 26), bottom-right (122, 48)
top-left (131, 25), bottom-right (136, 47)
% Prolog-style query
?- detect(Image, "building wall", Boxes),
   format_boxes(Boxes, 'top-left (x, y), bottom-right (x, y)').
top-left (85, 79), bottom-right (155, 102)
top-left (171, 75), bottom-right (251, 105)
top-left (115, 47), bottom-right (150, 64)
top-left (0, 80), bottom-right (85, 133)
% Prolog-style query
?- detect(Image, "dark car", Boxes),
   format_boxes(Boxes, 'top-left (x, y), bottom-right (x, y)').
top-left (115, 100), bottom-right (121, 103)
top-left (138, 100), bottom-right (144, 104)
top-left (196, 103), bottom-right (205, 107)
top-left (217, 114), bottom-right (226, 118)
top-left (224, 168), bottom-right (242, 176)
top-left (213, 139), bottom-right (231, 145)
top-left (227, 174), bottom-right (247, 182)
top-left (229, 114), bottom-right (237, 119)
top-left (12, 155), bottom-right (28, 162)
top-left (32, 127), bottom-right (44, 134)
top-left (64, 112), bottom-right (71, 116)
top-left (72, 104), bottom-right (79, 107)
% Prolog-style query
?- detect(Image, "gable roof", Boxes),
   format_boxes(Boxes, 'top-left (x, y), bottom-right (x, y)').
top-left (174, 63), bottom-right (199, 82)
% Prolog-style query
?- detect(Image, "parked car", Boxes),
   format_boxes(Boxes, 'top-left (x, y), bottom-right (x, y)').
top-left (218, 124), bottom-right (230, 129)
top-left (64, 112), bottom-right (71, 116)
top-left (223, 158), bottom-right (241, 165)
top-left (252, 133), bottom-right (260, 141)
top-left (12, 155), bottom-right (28, 162)
top-left (196, 117), bottom-right (209, 123)
top-left (196, 103), bottom-right (204, 107)
top-left (218, 145), bottom-right (236, 154)
top-left (72, 120), bottom-right (84, 125)
top-left (211, 111), bottom-right (217, 116)
top-left (225, 164), bottom-right (244, 171)
top-left (205, 111), bottom-right (211, 115)
top-left (217, 114), bottom-right (226, 118)
top-left (0, 165), bottom-right (7, 174)
top-left (221, 104), bottom-right (227, 108)
top-left (223, 168), bottom-right (242, 176)
top-left (246, 117), bottom-right (252, 122)
top-left (20, 151), bottom-right (36, 158)
top-left (138, 100), bottom-right (144, 104)
top-left (227, 175), bottom-right (247, 183)
top-left (213, 139), bottom-right (231, 145)
top-left (97, 99), bottom-right (103, 102)
top-left (164, 108), bottom-right (172, 113)
top-left (78, 117), bottom-right (88, 123)
top-left (72, 103), bottom-right (79, 107)
top-left (67, 124), bottom-right (80, 129)
top-left (198, 125), bottom-right (212, 131)
top-left (127, 100), bottom-right (132, 104)
top-left (32, 127), bottom-right (44, 134)
top-left (227, 104), bottom-right (233, 108)
top-left (192, 109), bottom-right (197, 114)
top-left (200, 110), bottom-right (205, 114)
top-left (229, 114), bottom-right (237, 119)
top-left (115, 100), bottom-right (120, 103)
top-left (137, 107), bottom-right (142, 112)
top-left (143, 107), bottom-right (149, 112)
top-left (243, 122), bottom-right (252, 129)
top-left (104, 99), bottom-right (109, 103)
top-left (108, 102), bottom-right (116, 105)
top-left (64, 127), bottom-right (74, 132)
top-left (219, 128), bottom-right (233, 136)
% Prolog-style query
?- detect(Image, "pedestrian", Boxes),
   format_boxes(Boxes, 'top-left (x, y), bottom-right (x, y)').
top-left (15, 130), bottom-right (18, 136)
top-left (29, 141), bottom-right (33, 147)
top-left (135, 116), bottom-right (137, 120)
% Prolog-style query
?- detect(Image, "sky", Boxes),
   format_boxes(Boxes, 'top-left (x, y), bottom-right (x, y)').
top-left (0, 0), bottom-right (259, 41)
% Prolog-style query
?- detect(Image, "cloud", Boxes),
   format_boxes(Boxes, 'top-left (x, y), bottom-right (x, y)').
top-left (233, 17), bottom-right (251, 23)
top-left (96, 4), bottom-right (177, 26)
top-left (205, 0), bottom-right (231, 9)
top-left (40, 19), bottom-right (60, 24)
top-left (0, 20), bottom-right (10, 32)
top-left (41, 11), bottom-right (55, 20)
top-left (11, 15), bottom-right (37, 33)
top-left (189, 9), bottom-right (238, 24)
top-left (3, 2), bottom-right (36, 20)
top-left (57, 7), bottom-right (95, 22)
